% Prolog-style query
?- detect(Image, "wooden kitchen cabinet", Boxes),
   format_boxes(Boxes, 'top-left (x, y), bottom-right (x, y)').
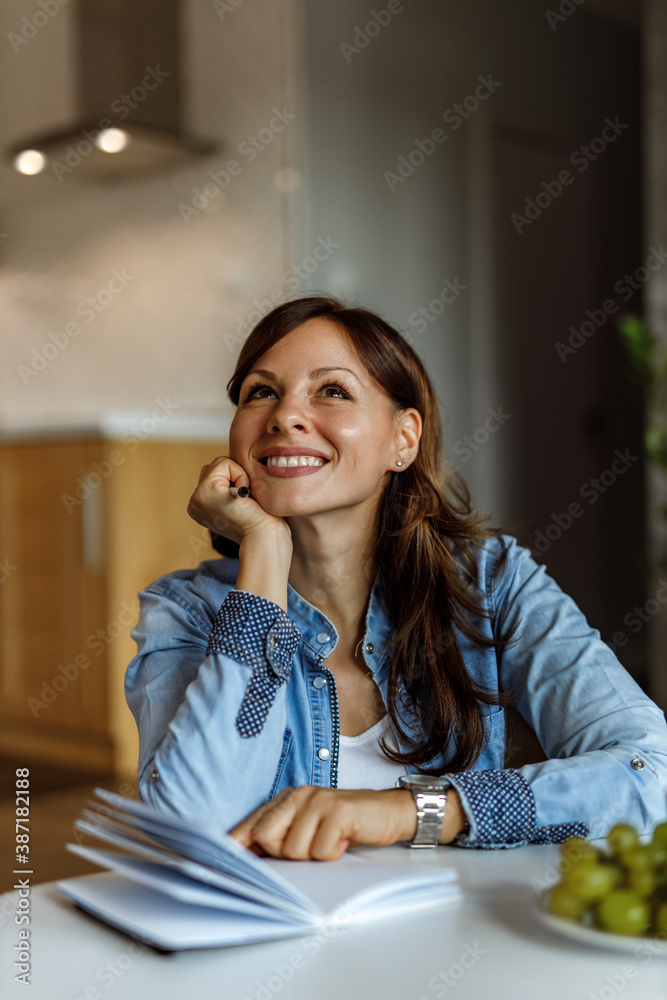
top-left (0, 427), bottom-right (227, 774)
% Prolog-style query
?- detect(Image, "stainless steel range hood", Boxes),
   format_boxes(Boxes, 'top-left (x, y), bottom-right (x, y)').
top-left (10, 0), bottom-right (217, 179)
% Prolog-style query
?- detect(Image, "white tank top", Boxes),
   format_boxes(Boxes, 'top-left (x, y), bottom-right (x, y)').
top-left (337, 715), bottom-right (408, 790)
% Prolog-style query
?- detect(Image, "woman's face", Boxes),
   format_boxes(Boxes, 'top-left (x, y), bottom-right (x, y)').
top-left (229, 318), bottom-right (420, 519)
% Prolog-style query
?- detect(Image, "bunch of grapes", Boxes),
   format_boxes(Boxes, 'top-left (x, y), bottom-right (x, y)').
top-left (547, 822), bottom-right (667, 937)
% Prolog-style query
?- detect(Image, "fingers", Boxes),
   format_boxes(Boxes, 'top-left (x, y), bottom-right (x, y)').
top-left (254, 789), bottom-right (326, 860)
top-left (187, 455), bottom-right (255, 539)
top-left (229, 796), bottom-right (279, 847)
top-left (197, 456), bottom-right (249, 492)
top-left (234, 788), bottom-right (370, 862)
top-left (231, 788), bottom-right (409, 862)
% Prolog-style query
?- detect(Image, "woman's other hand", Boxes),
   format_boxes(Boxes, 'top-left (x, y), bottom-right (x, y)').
top-left (229, 785), bottom-right (467, 860)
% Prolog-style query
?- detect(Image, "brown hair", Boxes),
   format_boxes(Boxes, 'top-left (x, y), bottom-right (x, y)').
top-left (217, 296), bottom-right (517, 773)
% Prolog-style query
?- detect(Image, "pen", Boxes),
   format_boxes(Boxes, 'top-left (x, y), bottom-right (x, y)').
top-left (229, 486), bottom-right (250, 498)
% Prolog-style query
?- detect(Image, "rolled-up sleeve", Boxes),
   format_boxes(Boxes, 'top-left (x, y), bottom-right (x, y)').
top-left (448, 535), bottom-right (667, 848)
top-left (125, 579), bottom-right (300, 830)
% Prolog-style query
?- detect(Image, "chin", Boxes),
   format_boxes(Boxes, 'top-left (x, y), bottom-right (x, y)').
top-left (253, 488), bottom-right (326, 519)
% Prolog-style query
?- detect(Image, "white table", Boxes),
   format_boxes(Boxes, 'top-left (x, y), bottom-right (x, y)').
top-left (2, 844), bottom-right (666, 1000)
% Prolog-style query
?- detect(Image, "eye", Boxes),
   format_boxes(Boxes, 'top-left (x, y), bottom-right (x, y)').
top-left (318, 382), bottom-right (351, 399)
top-left (242, 382), bottom-right (277, 402)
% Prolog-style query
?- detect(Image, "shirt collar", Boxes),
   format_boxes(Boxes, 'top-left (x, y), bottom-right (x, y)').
top-left (286, 571), bottom-right (393, 671)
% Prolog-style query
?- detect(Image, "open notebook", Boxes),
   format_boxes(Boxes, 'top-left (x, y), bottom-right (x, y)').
top-left (57, 789), bottom-right (462, 951)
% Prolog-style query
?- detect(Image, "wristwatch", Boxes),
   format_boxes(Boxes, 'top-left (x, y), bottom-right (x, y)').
top-left (397, 774), bottom-right (450, 848)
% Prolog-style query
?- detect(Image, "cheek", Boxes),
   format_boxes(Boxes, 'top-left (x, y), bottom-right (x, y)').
top-left (336, 417), bottom-right (393, 454)
top-left (229, 415), bottom-right (254, 458)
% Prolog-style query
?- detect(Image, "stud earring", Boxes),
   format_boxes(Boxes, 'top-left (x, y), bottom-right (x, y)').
top-left (395, 460), bottom-right (403, 467)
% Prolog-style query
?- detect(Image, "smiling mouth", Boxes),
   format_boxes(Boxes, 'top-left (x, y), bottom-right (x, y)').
top-left (260, 456), bottom-right (327, 468)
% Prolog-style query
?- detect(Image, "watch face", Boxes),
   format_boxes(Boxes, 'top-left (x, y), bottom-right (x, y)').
top-left (400, 775), bottom-right (449, 792)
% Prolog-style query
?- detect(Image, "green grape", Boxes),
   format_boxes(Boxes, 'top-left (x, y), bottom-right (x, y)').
top-left (628, 868), bottom-right (656, 898)
top-left (560, 837), bottom-right (599, 864)
top-left (564, 862), bottom-right (621, 902)
top-left (651, 822), bottom-right (667, 848)
top-left (597, 890), bottom-right (649, 936)
top-left (620, 845), bottom-right (653, 871)
top-left (655, 902), bottom-right (667, 936)
top-left (548, 884), bottom-right (586, 922)
top-left (648, 839), bottom-right (667, 868)
top-left (607, 823), bottom-right (639, 855)
top-left (548, 822), bottom-right (667, 941)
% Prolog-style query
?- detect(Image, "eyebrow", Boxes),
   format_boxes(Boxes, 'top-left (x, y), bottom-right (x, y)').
top-left (246, 366), bottom-right (363, 385)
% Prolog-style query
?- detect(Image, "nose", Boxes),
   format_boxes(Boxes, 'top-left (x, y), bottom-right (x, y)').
top-left (266, 390), bottom-right (311, 435)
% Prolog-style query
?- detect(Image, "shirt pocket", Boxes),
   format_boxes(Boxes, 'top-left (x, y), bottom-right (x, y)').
top-left (483, 706), bottom-right (506, 743)
top-left (478, 707), bottom-right (506, 768)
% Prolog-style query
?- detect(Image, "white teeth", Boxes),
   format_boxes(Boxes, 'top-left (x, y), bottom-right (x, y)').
top-left (265, 455), bottom-right (325, 467)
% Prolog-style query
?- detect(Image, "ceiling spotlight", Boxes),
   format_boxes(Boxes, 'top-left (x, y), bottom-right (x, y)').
top-left (95, 128), bottom-right (130, 154)
top-left (14, 149), bottom-right (46, 175)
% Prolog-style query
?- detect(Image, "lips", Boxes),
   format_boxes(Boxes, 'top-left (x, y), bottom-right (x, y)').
top-left (257, 447), bottom-right (330, 461)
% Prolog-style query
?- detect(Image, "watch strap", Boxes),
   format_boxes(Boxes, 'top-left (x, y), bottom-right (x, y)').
top-left (397, 776), bottom-right (449, 848)
top-left (410, 789), bottom-right (447, 847)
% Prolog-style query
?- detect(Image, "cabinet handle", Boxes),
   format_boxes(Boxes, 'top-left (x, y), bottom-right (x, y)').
top-left (81, 487), bottom-right (103, 573)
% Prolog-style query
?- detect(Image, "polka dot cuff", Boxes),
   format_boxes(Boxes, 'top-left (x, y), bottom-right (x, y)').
top-left (206, 590), bottom-right (301, 739)
top-left (447, 769), bottom-right (589, 849)
top-left (206, 589), bottom-right (300, 680)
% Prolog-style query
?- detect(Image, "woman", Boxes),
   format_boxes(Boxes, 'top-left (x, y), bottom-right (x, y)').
top-left (125, 296), bottom-right (667, 860)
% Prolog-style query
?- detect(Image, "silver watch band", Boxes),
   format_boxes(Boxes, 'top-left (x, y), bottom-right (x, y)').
top-left (411, 790), bottom-right (447, 848)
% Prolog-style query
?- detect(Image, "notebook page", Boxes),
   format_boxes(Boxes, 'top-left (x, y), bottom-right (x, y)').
top-left (91, 789), bottom-right (313, 907)
top-left (58, 873), bottom-right (315, 951)
top-left (67, 845), bottom-right (318, 923)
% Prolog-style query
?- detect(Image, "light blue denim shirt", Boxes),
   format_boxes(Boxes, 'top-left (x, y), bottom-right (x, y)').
top-left (125, 534), bottom-right (667, 848)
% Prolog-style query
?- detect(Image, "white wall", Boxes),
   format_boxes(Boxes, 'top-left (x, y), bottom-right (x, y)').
top-left (0, 0), bottom-right (302, 428)
top-left (297, 0), bottom-right (641, 515)
top-left (0, 0), bottom-right (651, 686)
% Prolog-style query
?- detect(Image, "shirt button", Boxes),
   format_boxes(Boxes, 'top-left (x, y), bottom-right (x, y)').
top-left (151, 769), bottom-right (159, 782)
top-left (316, 632), bottom-right (330, 644)
top-left (312, 676), bottom-right (327, 689)
top-left (365, 643), bottom-right (374, 654)
top-left (318, 748), bottom-right (330, 761)
top-left (631, 757), bottom-right (645, 770)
